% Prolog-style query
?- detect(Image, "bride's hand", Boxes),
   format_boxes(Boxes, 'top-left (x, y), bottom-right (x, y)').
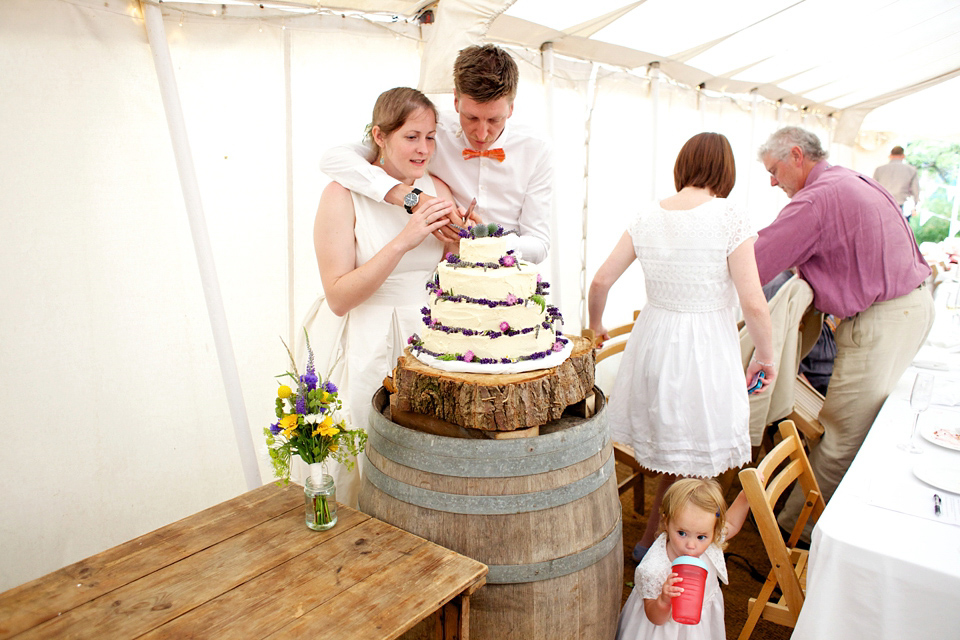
top-left (396, 198), bottom-right (454, 252)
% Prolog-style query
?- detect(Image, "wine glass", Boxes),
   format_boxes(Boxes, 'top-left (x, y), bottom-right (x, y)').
top-left (899, 372), bottom-right (934, 453)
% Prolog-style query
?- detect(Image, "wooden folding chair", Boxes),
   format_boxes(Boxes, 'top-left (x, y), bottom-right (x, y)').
top-left (738, 419), bottom-right (826, 640)
top-left (583, 311), bottom-right (653, 514)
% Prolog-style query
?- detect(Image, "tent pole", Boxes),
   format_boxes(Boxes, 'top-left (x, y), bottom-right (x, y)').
top-left (141, 1), bottom-right (261, 491)
top-left (748, 88), bottom-right (758, 209)
top-left (580, 63), bottom-right (599, 331)
top-left (542, 42), bottom-right (562, 309)
top-left (284, 26), bottom-right (295, 347)
top-left (650, 62), bottom-right (660, 197)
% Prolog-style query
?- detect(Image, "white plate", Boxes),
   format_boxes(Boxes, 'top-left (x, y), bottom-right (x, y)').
top-left (920, 424), bottom-right (960, 452)
top-left (913, 464), bottom-right (960, 495)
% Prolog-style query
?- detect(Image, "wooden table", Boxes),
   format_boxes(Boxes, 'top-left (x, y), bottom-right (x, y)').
top-left (0, 483), bottom-right (487, 639)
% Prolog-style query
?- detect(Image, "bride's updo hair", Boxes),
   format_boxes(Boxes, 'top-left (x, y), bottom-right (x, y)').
top-left (673, 132), bottom-right (736, 198)
top-left (367, 87), bottom-right (438, 151)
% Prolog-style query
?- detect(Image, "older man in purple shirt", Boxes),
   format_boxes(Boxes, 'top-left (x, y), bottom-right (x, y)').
top-left (754, 126), bottom-right (934, 539)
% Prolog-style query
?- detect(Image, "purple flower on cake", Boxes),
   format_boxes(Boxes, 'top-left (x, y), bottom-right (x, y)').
top-left (500, 321), bottom-right (510, 332)
top-left (505, 293), bottom-right (518, 305)
top-left (499, 255), bottom-right (516, 267)
top-left (463, 350), bottom-right (474, 363)
top-left (552, 340), bottom-right (564, 352)
top-left (537, 274), bottom-right (542, 282)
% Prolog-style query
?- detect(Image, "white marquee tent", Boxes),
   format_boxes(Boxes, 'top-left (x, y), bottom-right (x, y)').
top-left (2, 0), bottom-right (958, 591)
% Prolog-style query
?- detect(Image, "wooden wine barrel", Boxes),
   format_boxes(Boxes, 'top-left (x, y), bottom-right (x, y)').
top-left (359, 387), bottom-right (622, 640)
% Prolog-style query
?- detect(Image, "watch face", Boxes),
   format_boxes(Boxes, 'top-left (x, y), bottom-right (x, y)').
top-left (404, 191), bottom-right (419, 208)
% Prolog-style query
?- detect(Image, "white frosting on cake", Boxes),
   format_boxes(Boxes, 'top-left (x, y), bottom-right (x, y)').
top-left (436, 260), bottom-right (538, 300)
top-left (414, 235), bottom-right (564, 363)
top-left (458, 236), bottom-right (506, 263)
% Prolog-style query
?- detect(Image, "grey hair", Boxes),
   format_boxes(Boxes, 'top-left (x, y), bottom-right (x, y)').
top-left (757, 126), bottom-right (828, 163)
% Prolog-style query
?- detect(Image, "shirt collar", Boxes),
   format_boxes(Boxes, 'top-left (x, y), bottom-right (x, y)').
top-left (802, 160), bottom-right (831, 191)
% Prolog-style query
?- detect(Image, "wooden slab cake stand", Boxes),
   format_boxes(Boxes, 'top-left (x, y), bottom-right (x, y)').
top-left (388, 335), bottom-right (595, 438)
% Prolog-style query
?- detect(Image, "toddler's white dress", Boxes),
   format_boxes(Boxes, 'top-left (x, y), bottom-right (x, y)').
top-left (616, 533), bottom-right (728, 640)
top-left (608, 199), bottom-right (754, 477)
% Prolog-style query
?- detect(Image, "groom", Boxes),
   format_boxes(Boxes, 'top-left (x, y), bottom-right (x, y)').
top-left (320, 44), bottom-right (553, 264)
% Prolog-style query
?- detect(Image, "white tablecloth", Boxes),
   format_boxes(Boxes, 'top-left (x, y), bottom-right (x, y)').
top-left (792, 314), bottom-right (960, 638)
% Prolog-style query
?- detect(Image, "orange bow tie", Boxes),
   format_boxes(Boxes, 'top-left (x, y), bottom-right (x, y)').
top-left (462, 147), bottom-right (506, 162)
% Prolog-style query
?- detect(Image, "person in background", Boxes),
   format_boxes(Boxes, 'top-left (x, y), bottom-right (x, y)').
top-left (304, 87), bottom-right (457, 507)
top-left (873, 145), bottom-right (920, 221)
top-left (589, 132), bottom-right (774, 562)
top-left (755, 127), bottom-right (934, 539)
top-left (320, 44), bottom-right (552, 264)
top-left (615, 478), bottom-right (752, 640)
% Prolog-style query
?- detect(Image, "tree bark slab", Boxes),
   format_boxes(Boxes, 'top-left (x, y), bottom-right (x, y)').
top-left (392, 336), bottom-right (595, 431)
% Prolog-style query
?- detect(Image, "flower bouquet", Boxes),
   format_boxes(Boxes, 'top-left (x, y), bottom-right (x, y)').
top-left (265, 332), bottom-right (366, 530)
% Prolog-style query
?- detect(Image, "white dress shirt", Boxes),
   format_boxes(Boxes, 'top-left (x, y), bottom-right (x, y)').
top-left (319, 111), bottom-right (552, 264)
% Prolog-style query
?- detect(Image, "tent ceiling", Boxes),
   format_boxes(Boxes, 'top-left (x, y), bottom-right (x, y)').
top-left (164, 0), bottom-right (960, 137)
top-left (491, 0), bottom-right (960, 115)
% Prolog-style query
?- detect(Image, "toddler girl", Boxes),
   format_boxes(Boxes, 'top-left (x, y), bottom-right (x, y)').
top-left (616, 478), bottom-right (751, 640)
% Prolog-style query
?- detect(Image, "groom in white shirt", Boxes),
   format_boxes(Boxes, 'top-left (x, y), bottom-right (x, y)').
top-left (319, 44), bottom-right (553, 264)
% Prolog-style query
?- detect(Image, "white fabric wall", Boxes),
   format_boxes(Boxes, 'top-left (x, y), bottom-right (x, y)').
top-left (0, 0), bottom-right (840, 591)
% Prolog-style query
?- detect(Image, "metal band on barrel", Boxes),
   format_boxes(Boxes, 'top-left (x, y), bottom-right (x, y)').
top-left (485, 518), bottom-right (622, 584)
top-left (367, 403), bottom-right (608, 478)
top-left (363, 452), bottom-right (615, 515)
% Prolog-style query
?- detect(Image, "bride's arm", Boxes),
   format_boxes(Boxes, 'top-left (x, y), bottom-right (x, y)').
top-left (315, 182), bottom-right (452, 316)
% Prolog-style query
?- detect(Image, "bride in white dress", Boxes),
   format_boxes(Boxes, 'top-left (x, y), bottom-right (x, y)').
top-left (588, 132), bottom-right (776, 559)
top-left (301, 88), bottom-right (463, 507)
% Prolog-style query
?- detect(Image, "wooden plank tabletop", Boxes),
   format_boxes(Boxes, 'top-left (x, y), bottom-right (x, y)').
top-left (0, 483), bottom-right (487, 639)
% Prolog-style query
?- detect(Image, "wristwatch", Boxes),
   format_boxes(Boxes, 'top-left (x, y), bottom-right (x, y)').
top-left (403, 188), bottom-right (422, 214)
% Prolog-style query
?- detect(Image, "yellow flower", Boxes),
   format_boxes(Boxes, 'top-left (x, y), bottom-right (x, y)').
top-left (278, 385), bottom-right (293, 399)
top-left (279, 414), bottom-right (299, 436)
top-left (329, 444), bottom-right (339, 452)
top-left (314, 416), bottom-right (340, 439)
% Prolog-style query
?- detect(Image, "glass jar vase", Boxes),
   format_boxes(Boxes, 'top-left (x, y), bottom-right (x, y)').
top-left (304, 471), bottom-right (337, 531)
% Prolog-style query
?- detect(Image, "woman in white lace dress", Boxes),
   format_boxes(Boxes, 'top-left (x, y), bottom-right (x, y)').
top-left (588, 132), bottom-right (775, 558)
top-left (303, 88), bottom-right (461, 507)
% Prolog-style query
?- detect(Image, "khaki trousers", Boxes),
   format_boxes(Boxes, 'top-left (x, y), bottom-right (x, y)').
top-left (777, 285), bottom-right (935, 538)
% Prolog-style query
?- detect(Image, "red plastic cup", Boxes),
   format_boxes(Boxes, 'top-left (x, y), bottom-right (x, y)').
top-left (671, 555), bottom-right (708, 625)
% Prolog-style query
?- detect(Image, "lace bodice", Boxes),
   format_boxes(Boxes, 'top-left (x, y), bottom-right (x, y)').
top-left (627, 199), bottom-right (754, 312)
top-left (635, 532), bottom-right (728, 600)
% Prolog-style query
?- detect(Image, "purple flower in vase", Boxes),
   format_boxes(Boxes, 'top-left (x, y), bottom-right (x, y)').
top-left (301, 372), bottom-right (318, 390)
top-left (296, 395), bottom-right (307, 414)
top-left (269, 422), bottom-right (282, 435)
top-left (323, 380), bottom-right (338, 394)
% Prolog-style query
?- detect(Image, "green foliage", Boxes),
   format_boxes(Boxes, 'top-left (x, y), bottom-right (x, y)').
top-left (906, 140), bottom-right (960, 185)
top-left (905, 140), bottom-right (959, 244)
top-left (529, 293), bottom-right (546, 313)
